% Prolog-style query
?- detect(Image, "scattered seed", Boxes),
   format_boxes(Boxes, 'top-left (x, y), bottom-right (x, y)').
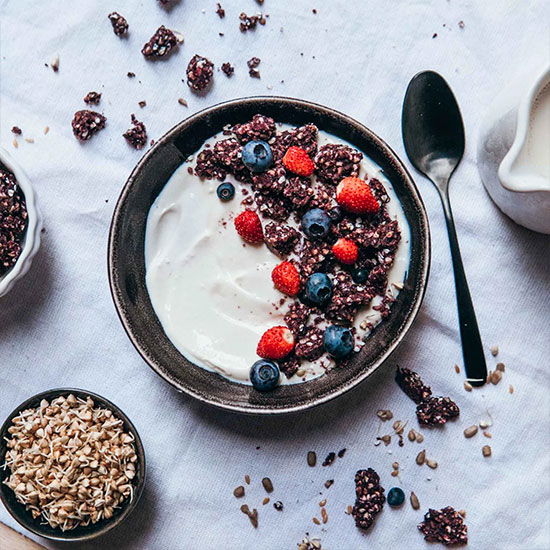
top-left (307, 451), bottom-right (317, 467)
top-left (178, 98), bottom-right (188, 107)
top-left (393, 420), bottom-right (405, 434)
top-left (408, 429), bottom-right (416, 442)
top-left (12, 138), bottom-right (18, 148)
top-left (483, 432), bottom-right (492, 438)
top-left (11, 126), bottom-right (22, 135)
top-left (138, 101), bottom-right (147, 108)
top-left (491, 371), bottom-right (502, 385)
top-left (482, 445), bottom-right (492, 457)
top-left (296, 369), bottom-right (306, 377)
top-left (377, 435), bottom-right (391, 446)
top-left (392, 462), bottom-right (399, 470)
top-left (262, 497), bottom-right (270, 505)
top-left (464, 381), bottom-right (473, 392)
top-left (346, 505), bottom-right (353, 515)
top-left (458, 509), bottom-right (467, 518)
top-left (273, 501), bottom-right (283, 511)
top-left (312, 517), bottom-right (320, 525)
top-left (50, 54), bottom-right (59, 72)
top-left (321, 507), bottom-right (328, 524)
top-left (391, 470), bottom-right (399, 477)
top-left (463, 425), bottom-right (478, 438)
top-left (319, 499), bottom-right (327, 507)
top-left (410, 491), bottom-right (420, 510)
top-left (24, 138), bottom-right (35, 144)
top-left (244, 474), bottom-right (250, 485)
top-left (496, 362), bottom-right (505, 372)
top-left (392, 281), bottom-right (404, 290)
top-left (262, 477), bottom-right (273, 493)
top-left (509, 385), bottom-right (514, 394)
top-left (454, 364), bottom-right (460, 374)
top-left (415, 432), bottom-right (424, 444)
top-left (416, 450), bottom-right (426, 465)
top-left (490, 345), bottom-right (499, 356)
top-left (43, 126), bottom-right (49, 135)
top-left (322, 452), bottom-right (336, 466)
top-left (426, 459), bottom-right (438, 469)
top-left (324, 479), bottom-right (334, 489)
top-left (233, 486), bottom-right (245, 498)
top-left (377, 409), bottom-right (393, 421)
top-left (479, 419), bottom-right (492, 429)
top-left (337, 448), bottom-right (346, 458)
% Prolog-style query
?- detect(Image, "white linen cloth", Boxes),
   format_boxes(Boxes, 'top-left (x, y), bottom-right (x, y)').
top-left (1, 1), bottom-right (549, 548)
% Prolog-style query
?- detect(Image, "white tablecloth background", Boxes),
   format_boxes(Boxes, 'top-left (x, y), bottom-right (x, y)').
top-left (1, 1), bottom-right (549, 548)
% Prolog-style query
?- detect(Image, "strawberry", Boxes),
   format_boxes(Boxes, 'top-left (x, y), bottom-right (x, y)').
top-left (234, 210), bottom-right (264, 243)
top-left (257, 326), bottom-right (295, 359)
top-left (271, 261), bottom-right (301, 296)
top-left (332, 238), bottom-right (359, 265)
top-left (282, 146), bottom-right (315, 176)
top-left (336, 177), bottom-right (380, 215)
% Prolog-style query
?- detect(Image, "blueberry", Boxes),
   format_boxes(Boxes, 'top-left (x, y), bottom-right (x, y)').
top-left (216, 182), bottom-right (235, 201)
top-left (323, 325), bottom-right (354, 358)
top-left (305, 273), bottom-right (332, 306)
top-left (351, 268), bottom-right (369, 284)
top-left (242, 140), bottom-right (273, 173)
top-left (387, 487), bottom-right (405, 507)
top-left (327, 206), bottom-right (344, 223)
top-left (250, 359), bottom-right (280, 391)
top-left (301, 208), bottom-right (331, 239)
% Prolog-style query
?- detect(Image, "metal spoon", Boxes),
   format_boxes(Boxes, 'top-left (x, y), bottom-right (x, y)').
top-left (402, 70), bottom-right (487, 386)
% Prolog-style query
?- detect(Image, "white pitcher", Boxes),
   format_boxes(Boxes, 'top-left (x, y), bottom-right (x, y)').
top-left (477, 64), bottom-right (550, 234)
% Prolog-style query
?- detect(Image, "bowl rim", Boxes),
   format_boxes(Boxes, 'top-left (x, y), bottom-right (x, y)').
top-left (0, 147), bottom-right (42, 298)
top-left (108, 95), bottom-right (431, 415)
top-left (0, 388), bottom-right (146, 542)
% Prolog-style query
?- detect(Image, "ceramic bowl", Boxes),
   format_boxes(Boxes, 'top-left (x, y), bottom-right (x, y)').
top-left (0, 147), bottom-right (42, 297)
top-left (109, 96), bottom-right (430, 414)
top-left (0, 388), bottom-right (146, 542)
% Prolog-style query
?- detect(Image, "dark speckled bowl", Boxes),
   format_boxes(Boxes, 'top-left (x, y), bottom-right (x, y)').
top-left (108, 97), bottom-right (430, 414)
top-left (0, 388), bottom-right (145, 541)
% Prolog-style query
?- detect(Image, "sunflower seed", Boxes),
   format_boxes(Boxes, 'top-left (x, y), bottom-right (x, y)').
top-left (233, 485), bottom-right (245, 498)
top-left (482, 445), bottom-right (492, 457)
top-left (416, 450), bottom-right (426, 465)
top-left (377, 409), bottom-right (393, 421)
top-left (321, 507), bottom-right (328, 524)
top-left (307, 451), bottom-right (317, 467)
top-left (496, 362), bottom-right (505, 372)
top-left (391, 470), bottom-right (399, 477)
top-left (410, 491), bottom-right (420, 510)
top-left (491, 371), bottom-right (502, 385)
top-left (483, 431), bottom-right (492, 438)
top-left (244, 474), bottom-right (250, 485)
top-left (415, 432), bottom-right (424, 443)
top-left (426, 459), bottom-right (438, 469)
top-left (43, 126), bottom-right (49, 135)
top-left (178, 98), bottom-right (188, 107)
top-left (408, 429), bottom-right (416, 442)
top-left (319, 499), bottom-right (326, 507)
top-left (324, 479), bottom-right (334, 489)
top-left (346, 505), bottom-right (353, 514)
top-left (490, 345), bottom-right (499, 356)
top-left (378, 435), bottom-right (391, 446)
top-left (262, 497), bottom-right (270, 505)
top-left (392, 462), bottom-right (399, 470)
top-left (262, 477), bottom-right (273, 493)
top-left (509, 385), bottom-right (514, 394)
top-left (464, 381), bottom-right (473, 392)
top-left (25, 138), bottom-right (34, 144)
top-left (463, 425), bottom-right (478, 438)
top-left (459, 509), bottom-right (467, 517)
top-left (12, 138), bottom-right (18, 148)
top-left (454, 364), bottom-right (460, 374)
top-left (312, 517), bottom-right (320, 525)
top-left (393, 420), bottom-right (405, 434)
top-left (479, 419), bottom-right (492, 429)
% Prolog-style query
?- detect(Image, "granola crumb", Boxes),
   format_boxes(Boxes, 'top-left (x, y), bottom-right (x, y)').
top-left (11, 126), bottom-right (22, 135)
top-left (178, 98), bottom-right (188, 107)
top-left (71, 110), bottom-right (106, 141)
top-left (83, 91), bottom-right (101, 105)
top-left (221, 62), bottom-right (235, 77)
top-left (247, 57), bottom-right (261, 78)
top-left (108, 12), bottom-right (128, 36)
top-left (123, 114), bottom-right (147, 149)
top-left (142, 26), bottom-right (180, 58)
top-left (186, 55), bottom-right (214, 91)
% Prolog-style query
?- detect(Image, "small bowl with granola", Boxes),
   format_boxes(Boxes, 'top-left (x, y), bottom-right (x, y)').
top-left (109, 97), bottom-right (430, 414)
top-left (0, 388), bottom-right (146, 541)
top-left (0, 147), bottom-right (42, 298)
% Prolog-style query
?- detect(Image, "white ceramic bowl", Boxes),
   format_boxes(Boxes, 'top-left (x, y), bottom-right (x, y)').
top-left (0, 147), bottom-right (42, 297)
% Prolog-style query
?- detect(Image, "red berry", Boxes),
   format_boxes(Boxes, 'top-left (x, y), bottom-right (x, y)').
top-left (282, 146), bottom-right (315, 176)
top-left (234, 210), bottom-right (264, 243)
top-left (336, 177), bottom-right (380, 215)
top-left (257, 326), bottom-right (295, 359)
top-left (271, 261), bottom-right (301, 296)
top-left (332, 238), bottom-right (359, 265)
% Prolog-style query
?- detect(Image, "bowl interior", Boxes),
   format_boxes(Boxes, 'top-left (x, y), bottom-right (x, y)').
top-left (0, 389), bottom-right (145, 541)
top-left (109, 97), bottom-right (430, 414)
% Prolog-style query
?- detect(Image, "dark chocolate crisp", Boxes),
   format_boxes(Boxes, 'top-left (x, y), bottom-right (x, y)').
top-left (395, 367), bottom-right (433, 404)
top-left (282, 176), bottom-right (314, 210)
top-left (123, 114), bottom-right (148, 150)
top-left (264, 222), bottom-right (301, 257)
top-left (71, 110), bottom-right (106, 141)
top-left (108, 12), bottom-right (128, 36)
top-left (284, 301), bottom-right (311, 337)
top-left (298, 240), bottom-right (332, 278)
top-left (11, 126), bottom-right (22, 135)
top-left (232, 114), bottom-right (276, 144)
top-left (212, 138), bottom-right (251, 182)
top-left (221, 62), bottom-right (234, 77)
top-left (186, 55), bottom-right (214, 92)
top-left (215, 3), bottom-right (225, 17)
top-left (252, 163), bottom-right (287, 196)
top-left (295, 327), bottom-right (325, 361)
top-left (416, 396), bottom-right (460, 426)
top-left (254, 192), bottom-right (291, 221)
top-left (247, 56), bottom-right (261, 78)
top-left (239, 12), bottom-right (266, 32)
top-left (352, 468), bottom-right (385, 531)
top-left (278, 353), bottom-right (300, 378)
top-left (0, 167), bottom-right (27, 276)
top-left (142, 26), bottom-right (179, 58)
top-left (195, 149), bottom-right (227, 181)
top-left (271, 124), bottom-right (319, 161)
top-left (83, 91), bottom-right (101, 105)
top-left (314, 143), bottom-right (363, 185)
top-left (418, 506), bottom-right (468, 546)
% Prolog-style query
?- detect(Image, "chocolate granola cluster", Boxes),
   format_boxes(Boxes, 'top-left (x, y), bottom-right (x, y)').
top-left (186, 55), bottom-right (214, 91)
top-left (351, 468), bottom-right (385, 530)
top-left (123, 115), bottom-right (148, 149)
top-left (195, 115), bottom-right (402, 377)
top-left (418, 507), bottom-right (468, 546)
top-left (83, 91), bottom-right (101, 105)
top-left (395, 367), bottom-right (460, 426)
top-left (71, 110), bottom-right (106, 141)
top-left (108, 12), bottom-right (128, 36)
top-left (0, 167), bottom-right (28, 276)
top-left (141, 26), bottom-right (179, 58)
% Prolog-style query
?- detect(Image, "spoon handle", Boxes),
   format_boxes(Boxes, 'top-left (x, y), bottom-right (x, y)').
top-left (439, 191), bottom-right (488, 386)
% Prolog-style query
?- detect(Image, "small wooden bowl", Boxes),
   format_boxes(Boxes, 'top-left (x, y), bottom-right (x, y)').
top-left (0, 389), bottom-right (146, 542)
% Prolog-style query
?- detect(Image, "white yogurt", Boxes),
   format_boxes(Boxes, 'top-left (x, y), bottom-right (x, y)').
top-left (145, 127), bottom-right (411, 384)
